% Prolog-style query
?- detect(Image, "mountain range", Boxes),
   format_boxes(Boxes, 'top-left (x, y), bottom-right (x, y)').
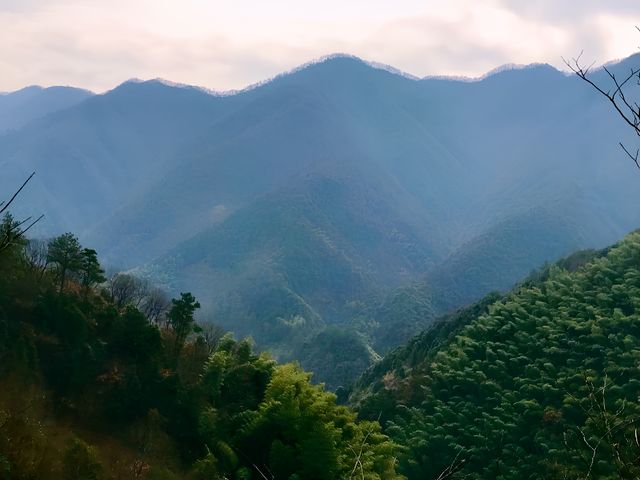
top-left (2, 53), bottom-right (640, 386)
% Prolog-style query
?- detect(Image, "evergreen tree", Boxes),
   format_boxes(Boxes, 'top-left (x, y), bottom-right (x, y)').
top-left (79, 248), bottom-right (105, 299)
top-left (168, 292), bottom-right (201, 358)
top-left (47, 233), bottom-right (83, 293)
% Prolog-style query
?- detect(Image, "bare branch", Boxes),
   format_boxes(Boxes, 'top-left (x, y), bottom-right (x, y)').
top-left (564, 35), bottom-right (640, 170)
top-left (0, 172), bottom-right (35, 215)
top-left (435, 447), bottom-right (466, 480)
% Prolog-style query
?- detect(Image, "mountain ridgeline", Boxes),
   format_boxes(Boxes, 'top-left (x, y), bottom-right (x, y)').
top-left (3, 48), bottom-right (640, 480)
top-left (0, 85), bottom-right (93, 133)
top-left (2, 54), bottom-right (640, 387)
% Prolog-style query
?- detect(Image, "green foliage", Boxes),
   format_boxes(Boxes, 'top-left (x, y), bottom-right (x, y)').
top-left (47, 232), bottom-right (83, 293)
top-left (236, 364), bottom-right (404, 480)
top-left (350, 292), bottom-right (501, 424)
top-left (0, 213), bottom-right (28, 256)
top-left (0, 228), bottom-right (400, 479)
top-left (168, 292), bottom-right (201, 358)
top-left (354, 231), bottom-right (640, 479)
top-left (62, 437), bottom-right (104, 480)
top-left (78, 248), bottom-right (106, 298)
top-left (293, 327), bottom-right (379, 391)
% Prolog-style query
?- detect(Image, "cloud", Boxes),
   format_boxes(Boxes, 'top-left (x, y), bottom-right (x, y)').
top-left (0, 0), bottom-right (638, 92)
top-left (496, 0), bottom-right (640, 22)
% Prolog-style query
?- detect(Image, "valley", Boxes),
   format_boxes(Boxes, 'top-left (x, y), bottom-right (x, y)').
top-left (2, 54), bottom-right (640, 387)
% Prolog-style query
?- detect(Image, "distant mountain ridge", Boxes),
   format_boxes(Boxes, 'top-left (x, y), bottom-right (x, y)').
top-left (2, 53), bottom-right (640, 386)
top-left (0, 85), bottom-right (93, 133)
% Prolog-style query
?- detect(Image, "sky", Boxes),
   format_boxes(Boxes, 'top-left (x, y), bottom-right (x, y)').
top-left (0, 0), bottom-right (639, 93)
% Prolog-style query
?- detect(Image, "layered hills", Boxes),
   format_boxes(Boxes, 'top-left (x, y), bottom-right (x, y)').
top-left (2, 54), bottom-right (640, 385)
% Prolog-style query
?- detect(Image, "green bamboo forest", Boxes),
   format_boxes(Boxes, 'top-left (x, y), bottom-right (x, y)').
top-left (351, 236), bottom-right (640, 478)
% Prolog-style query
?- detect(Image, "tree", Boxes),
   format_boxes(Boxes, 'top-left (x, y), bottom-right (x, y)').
top-left (0, 172), bottom-right (43, 254)
top-left (140, 287), bottom-right (171, 324)
top-left (24, 238), bottom-right (50, 278)
top-left (237, 364), bottom-right (404, 480)
top-left (199, 322), bottom-right (226, 354)
top-left (564, 32), bottom-right (640, 168)
top-left (167, 292), bottom-right (201, 359)
top-left (0, 214), bottom-right (26, 258)
top-left (108, 273), bottom-right (147, 310)
top-left (79, 248), bottom-right (106, 299)
top-left (47, 233), bottom-right (83, 293)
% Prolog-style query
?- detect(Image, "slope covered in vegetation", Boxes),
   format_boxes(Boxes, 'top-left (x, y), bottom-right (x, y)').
top-left (0, 215), bottom-right (402, 480)
top-left (351, 232), bottom-right (640, 479)
top-left (4, 55), bottom-right (640, 375)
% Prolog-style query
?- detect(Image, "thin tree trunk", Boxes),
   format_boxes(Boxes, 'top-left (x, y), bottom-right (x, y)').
top-left (58, 266), bottom-right (66, 294)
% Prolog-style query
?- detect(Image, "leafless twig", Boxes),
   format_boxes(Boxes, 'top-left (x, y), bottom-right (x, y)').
top-left (563, 30), bottom-right (640, 170)
top-left (435, 447), bottom-right (466, 480)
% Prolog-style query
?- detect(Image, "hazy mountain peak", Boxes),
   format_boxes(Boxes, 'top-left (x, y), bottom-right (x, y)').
top-left (291, 53), bottom-right (420, 80)
top-left (95, 55), bottom-right (415, 102)
top-left (423, 62), bottom-right (562, 83)
top-left (1, 84), bottom-right (93, 97)
top-left (0, 84), bottom-right (93, 132)
top-left (3, 85), bottom-right (44, 95)
top-left (98, 53), bottom-right (579, 101)
top-left (481, 62), bottom-right (560, 78)
top-left (116, 77), bottom-right (227, 97)
top-left (124, 54), bottom-right (422, 99)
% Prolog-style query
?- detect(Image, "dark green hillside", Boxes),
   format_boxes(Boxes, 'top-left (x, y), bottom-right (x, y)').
top-left (351, 232), bottom-right (640, 479)
top-left (351, 208), bottom-right (587, 355)
top-left (364, 282), bottom-right (436, 353)
top-left (350, 292), bottom-right (503, 422)
top-left (145, 172), bottom-right (437, 351)
top-left (293, 327), bottom-right (380, 391)
top-left (0, 217), bottom-right (402, 480)
top-left (426, 206), bottom-right (587, 313)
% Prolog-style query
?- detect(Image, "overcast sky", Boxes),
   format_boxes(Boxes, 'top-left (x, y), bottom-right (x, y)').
top-left (1, 0), bottom-right (639, 92)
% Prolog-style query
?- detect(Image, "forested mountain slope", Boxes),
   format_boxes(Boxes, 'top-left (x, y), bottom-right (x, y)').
top-left (0, 80), bottom-right (241, 237)
top-left (0, 220), bottom-right (402, 480)
top-left (351, 231), bottom-right (640, 479)
top-left (136, 54), bottom-right (640, 358)
top-left (3, 54), bottom-right (640, 385)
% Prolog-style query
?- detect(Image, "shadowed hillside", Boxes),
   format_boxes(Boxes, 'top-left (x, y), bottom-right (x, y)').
top-left (3, 54), bottom-right (640, 386)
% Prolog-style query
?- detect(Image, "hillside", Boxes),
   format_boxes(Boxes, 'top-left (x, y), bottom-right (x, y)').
top-left (130, 55), bottom-right (640, 358)
top-left (3, 54), bottom-right (640, 386)
top-left (350, 231), bottom-right (640, 479)
top-left (0, 221), bottom-right (402, 480)
top-left (0, 80), bottom-right (240, 237)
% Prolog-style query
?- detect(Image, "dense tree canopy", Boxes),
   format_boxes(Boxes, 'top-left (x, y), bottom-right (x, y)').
top-left (0, 222), bottom-right (402, 479)
top-left (47, 232), bottom-right (83, 293)
top-left (352, 233), bottom-right (640, 479)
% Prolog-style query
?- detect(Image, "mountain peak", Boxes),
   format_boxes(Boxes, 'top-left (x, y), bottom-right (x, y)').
top-left (108, 78), bottom-right (220, 99)
top-left (423, 62), bottom-right (561, 83)
top-left (289, 53), bottom-right (420, 80)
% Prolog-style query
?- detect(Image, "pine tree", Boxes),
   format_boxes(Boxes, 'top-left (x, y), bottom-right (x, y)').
top-left (47, 233), bottom-right (83, 293)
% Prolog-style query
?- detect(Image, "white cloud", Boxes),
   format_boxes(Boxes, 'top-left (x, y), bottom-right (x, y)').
top-left (0, 0), bottom-right (638, 92)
